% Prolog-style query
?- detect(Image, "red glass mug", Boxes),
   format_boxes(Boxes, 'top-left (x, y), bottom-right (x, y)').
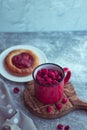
top-left (32, 63), bottom-right (71, 104)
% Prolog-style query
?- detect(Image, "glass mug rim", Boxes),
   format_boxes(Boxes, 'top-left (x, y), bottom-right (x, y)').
top-left (32, 63), bottom-right (65, 87)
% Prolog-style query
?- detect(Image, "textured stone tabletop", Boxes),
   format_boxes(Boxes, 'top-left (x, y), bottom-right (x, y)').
top-left (0, 32), bottom-right (87, 130)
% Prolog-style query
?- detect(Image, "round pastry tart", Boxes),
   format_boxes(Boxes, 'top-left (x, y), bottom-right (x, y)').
top-left (4, 49), bottom-right (40, 76)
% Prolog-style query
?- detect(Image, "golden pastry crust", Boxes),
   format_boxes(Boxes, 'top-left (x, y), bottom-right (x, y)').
top-left (4, 49), bottom-right (40, 76)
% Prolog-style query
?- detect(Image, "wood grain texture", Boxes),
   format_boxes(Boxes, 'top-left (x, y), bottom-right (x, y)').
top-left (23, 82), bottom-right (87, 119)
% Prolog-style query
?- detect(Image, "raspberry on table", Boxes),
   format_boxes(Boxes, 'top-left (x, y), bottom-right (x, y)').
top-left (13, 87), bottom-right (20, 93)
top-left (57, 124), bottom-right (63, 130)
top-left (57, 124), bottom-right (70, 130)
top-left (64, 125), bottom-right (70, 130)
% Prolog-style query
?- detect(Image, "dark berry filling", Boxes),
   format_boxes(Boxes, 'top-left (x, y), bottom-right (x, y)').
top-left (36, 68), bottom-right (63, 86)
top-left (12, 52), bottom-right (34, 69)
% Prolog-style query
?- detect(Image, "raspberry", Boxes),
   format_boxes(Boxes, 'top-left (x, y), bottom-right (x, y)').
top-left (13, 87), bottom-right (20, 93)
top-left (56, 103), bottom-right (62, 110)
top-left (58, 70), bottom-right (62, 76)
top-left (36, 75), bottom-right (42, 81)
top-left (41, 68), bottom-right (48, 75)
top-left (36, 68), bottom-right (63, 86)
top-left (47, 106), bottom-right (53, 113)
top-left (48, 69), bottom-right (54, 73)
top-left (48, 71), bottom-right (55, 79)
top-left (62, 97), bottom-right (67, 104)
top-left (64, 125), bottom-right (70, 130)
top-left (57, 124), bottom-right (63, 130)
top-left (39, 78), bottom-right (46, 85)
top-left (46, 77), bottom-right (52, 85)
top-left (43, 74), bottom-right (48, 79)
top-left (54, 70), bottom-right (58, 76)
top-left (52, 80), bottom-right (59, 85)
top-left (57, 75), bottom-right (62, 82)
top-left (37, 70), bottom-right (42, 77)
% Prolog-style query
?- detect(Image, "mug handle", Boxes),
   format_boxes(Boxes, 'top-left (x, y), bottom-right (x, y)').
top-left (63, 68), bottom-right (71, 85)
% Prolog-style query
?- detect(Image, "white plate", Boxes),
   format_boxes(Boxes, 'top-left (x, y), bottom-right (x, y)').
top-left (0, 45), bottom-right (48, 82)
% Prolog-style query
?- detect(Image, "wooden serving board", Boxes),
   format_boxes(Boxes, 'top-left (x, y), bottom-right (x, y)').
top-left (23, 82), bottom-right (87, 119)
